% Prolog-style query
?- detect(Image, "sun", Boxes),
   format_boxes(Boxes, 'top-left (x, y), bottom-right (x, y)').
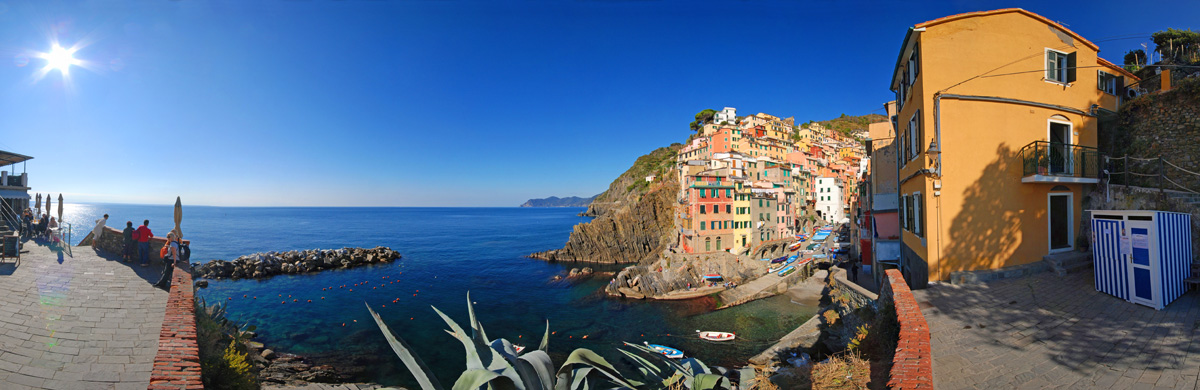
top-left (41, 45), bottom-right (79, 75)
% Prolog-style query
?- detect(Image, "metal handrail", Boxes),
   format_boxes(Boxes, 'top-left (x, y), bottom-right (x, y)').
top-left (1018, 141), bottom-right (1102, 178)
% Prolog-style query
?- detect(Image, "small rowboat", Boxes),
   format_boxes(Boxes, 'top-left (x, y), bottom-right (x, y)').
top-left (787, 242), bottom-right (804, 251)
top-left (770, 256), bottom-right (788, 264)
top-left (698, 331), bottom-right (736, 341)
top-left (645, 342), bottom-right (684, 359)
top-left (514, 345), bottom-right (526, 354)
top-left (778, 265), bottom-right (796, 277)
top-left (759, 258), bottom-right (771, 262)
top-left (703, 274), bottom-right (723, 281)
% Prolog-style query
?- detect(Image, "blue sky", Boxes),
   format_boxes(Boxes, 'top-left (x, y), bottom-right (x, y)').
top-left (0, 0), bottom-right (1193, 207)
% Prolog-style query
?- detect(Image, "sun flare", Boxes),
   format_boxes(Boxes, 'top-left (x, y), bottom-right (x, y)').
top-left (42, 44), bottom-right (79, 75)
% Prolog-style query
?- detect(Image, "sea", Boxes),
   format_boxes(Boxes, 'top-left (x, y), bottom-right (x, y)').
top-left (59, 203), bottom-right (815, 387)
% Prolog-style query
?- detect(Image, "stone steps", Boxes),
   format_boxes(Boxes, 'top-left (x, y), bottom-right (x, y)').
top-left (1043, 251), bottom-right (1093, 277)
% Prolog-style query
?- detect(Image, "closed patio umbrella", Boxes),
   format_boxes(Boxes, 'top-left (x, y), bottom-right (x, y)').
top-left (173, 196), bottom-right (182, 240)
top-left (34, 194), bottom-right (40, 215)
top-left (45, 195), bottom-right (51, 217)
top-left (57, 194), bottom-right (63, 224)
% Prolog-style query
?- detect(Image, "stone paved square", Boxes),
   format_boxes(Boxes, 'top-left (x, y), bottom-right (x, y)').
top-left (0, 238), bottom-right (168, 389)
top-left (913, 270), bottom-right (1200, 389)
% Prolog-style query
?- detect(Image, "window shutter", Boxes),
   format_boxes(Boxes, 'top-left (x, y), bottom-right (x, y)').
top-left (1066, 52), bottom-right (1077, 83)
top-left (1117, 76), bottom-right (1125, 98)
top-left (914, 111), bottom-right (922, 155)
top-left (900, 195), bottom-right (907, 230)
top-left (1046, 51), bottom-right (1055, 80)
top-left (1097, 70), bottom-right (1105, 90)
top-left (914, 193), bottom-right (922, 236)
top-left (919, 194), bottom-right (926, 237)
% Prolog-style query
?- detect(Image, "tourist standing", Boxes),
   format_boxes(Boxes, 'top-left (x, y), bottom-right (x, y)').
top-left (122, 221), bottom-right (136, 262)
top-left (136, 220), bottom-right (153, 267)
top-left (92, 214), bottom-right (108, 248)
top-left (153, 233), bottom-right (180, 289)
top-left (22, 208), bottom-right (33, 236)
top-left (850, 259), bottom-right (860, 283)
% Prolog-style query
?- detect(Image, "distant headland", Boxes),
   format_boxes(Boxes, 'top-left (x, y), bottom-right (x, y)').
top-left (519, 195), bottom-right (596, 208)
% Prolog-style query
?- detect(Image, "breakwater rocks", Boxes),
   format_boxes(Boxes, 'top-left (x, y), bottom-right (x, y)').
top-left (193, 247), bottom-right (401, 280)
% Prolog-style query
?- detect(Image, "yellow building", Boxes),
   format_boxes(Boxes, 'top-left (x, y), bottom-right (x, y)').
top-left (889, 8), bottom-right (1137, 287)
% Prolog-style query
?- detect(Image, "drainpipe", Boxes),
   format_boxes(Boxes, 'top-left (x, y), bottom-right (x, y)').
top-left (933, 93), bottom-right (944, 283)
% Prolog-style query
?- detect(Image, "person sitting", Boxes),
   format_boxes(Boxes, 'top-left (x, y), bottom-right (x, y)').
top-left (47, 217), bottom-right (59, 242)
top-left (35, 215), bottom-right (48, 238)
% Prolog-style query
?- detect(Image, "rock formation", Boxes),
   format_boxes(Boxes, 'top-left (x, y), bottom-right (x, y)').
top-left (193, 246), bottom-right (400, 280)
top-left (605, 247), bottom-right (789, 299)
top-left (530, 145), bottom-right (680, 264)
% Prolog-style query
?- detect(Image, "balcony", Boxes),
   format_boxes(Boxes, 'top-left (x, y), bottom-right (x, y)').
top-left (1019, 141), bottom-right (1101, 184)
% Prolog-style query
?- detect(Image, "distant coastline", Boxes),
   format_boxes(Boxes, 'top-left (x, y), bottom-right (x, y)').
top-left (519, 195), bottom-right (596, 208)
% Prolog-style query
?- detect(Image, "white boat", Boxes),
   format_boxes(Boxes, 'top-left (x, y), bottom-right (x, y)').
top-left (513, 345), bottom-right (526, 354)
top-left (698, 331), bottom-right (736, 342)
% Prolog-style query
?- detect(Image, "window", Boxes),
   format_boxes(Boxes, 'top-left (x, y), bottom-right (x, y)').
top-left (700, 222), bottom-right (706, 230)
top-left (908, 111), bottom-right (922, 161)
top-left (1097, 71), bottom-right (1120, 95)
top-left (726, 189), bottom-right (731, 197)
top-left (705, 238), bottom-right (711, 251)
top-left (700, 190), bottom-right (706, 199)
top-left (700, 206), bottom-right (706, 214)
top-left (900, 194), bottom-right (907, 231)
top-left (726, 205), bottom-right (732, 214)
top-left (913, 191), bottom-right (922, 237)
top-left (1045, 49), bottom-right (1076, 84)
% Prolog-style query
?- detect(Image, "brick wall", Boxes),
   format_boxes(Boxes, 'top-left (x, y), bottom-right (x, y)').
top-left (879, 269), bottom-right (933, 389)
top-left (148, 263), bottom-right (203, 389)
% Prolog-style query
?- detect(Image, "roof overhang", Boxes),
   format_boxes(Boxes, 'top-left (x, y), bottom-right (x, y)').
top-left (0, 151), bottom-right (34, 166)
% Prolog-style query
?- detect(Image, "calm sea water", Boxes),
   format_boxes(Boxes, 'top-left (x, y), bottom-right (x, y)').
top-left (61, 203), bottom-right (814, 387)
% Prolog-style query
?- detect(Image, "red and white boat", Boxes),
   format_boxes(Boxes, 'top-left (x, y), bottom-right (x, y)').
top-left (697, 331), bottom-right (736, 341)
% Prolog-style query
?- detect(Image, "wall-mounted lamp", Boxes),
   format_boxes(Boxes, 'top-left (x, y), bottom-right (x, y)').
top-left (925, 138), bottom-right (940, 169)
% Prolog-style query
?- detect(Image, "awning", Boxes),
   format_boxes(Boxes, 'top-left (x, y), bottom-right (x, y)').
top-left (873, 212), bottom-right (899, 240)
top-left (0, 151), bottom-right (33, 167)
top-left (875, 241), bottom-right (901, 262)
top-left (0, 189), bottom-right (30, 199)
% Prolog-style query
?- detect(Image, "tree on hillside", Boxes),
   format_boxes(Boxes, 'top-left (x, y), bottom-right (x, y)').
top-left (1152, 28), bottom-right (1200, 64)
top-left (1124, 49), bottom-right (1146, 72)
top-left (689, 109), bottom-right (717, 132)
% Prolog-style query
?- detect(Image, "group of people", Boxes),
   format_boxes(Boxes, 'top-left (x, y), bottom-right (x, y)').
top-left (20, 208), bottom-right (60, 241)
top-left (92, 215), bottom-right (183, 290)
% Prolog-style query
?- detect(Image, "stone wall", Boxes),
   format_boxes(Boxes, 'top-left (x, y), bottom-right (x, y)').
top-left (84, 226), bottom-right (189, 263)
top-left (878, 269), bottom-right (933, 389)
top-left (1109, 77), bottom-right (1200, 192)
top-left (148, 262), bottom-right (202, 389)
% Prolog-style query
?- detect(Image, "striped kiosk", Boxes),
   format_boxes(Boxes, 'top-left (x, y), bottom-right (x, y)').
top-left (1090, 210), bottom-right (1193, 310)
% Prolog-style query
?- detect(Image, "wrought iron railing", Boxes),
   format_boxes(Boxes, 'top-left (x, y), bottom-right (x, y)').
top-left (1019, 141), bottom-right (1101, 179)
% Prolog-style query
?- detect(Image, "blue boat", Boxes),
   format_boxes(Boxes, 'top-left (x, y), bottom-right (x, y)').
top-left (703, 274), bottom-right (723, 281)
top-left (645, 342), bottom-right (684, 359)
top-left (770, 256), bottom-right (788, 264)
top-left (788, 255), bottom-right (798, 262)
top-left (759, 258), bottom-right (771, 261)
top-left (778, 265), bottom-right (796, 277)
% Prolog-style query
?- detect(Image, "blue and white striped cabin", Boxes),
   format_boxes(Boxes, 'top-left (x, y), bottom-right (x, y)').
top-left (1089, 210), bottom-right (1193, 310)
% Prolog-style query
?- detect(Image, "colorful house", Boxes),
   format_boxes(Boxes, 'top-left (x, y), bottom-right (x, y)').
top-left (888, 8), bottom-right (1137, 287)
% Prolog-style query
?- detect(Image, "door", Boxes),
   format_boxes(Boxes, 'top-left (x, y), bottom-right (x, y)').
top-left (1048, 194), bottom-right (1072, 252)
top-left (1126, 220), bottom-right (1155, 307)
top-left (1049, 121), bottom-right (1072, 174)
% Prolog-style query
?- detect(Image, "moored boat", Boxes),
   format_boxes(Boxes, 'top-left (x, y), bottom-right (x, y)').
top-left (778, 265), bottom-right (796, 276)
top-left (770, 256), bottom-right (788, 264)
top-left (514, 345), bottom-right (526, 354)
top-left (645, 342), bottom-right (684, 358)
top-left (697, 331), bottom-right (736, 341)
top-left (703, 274), bottom-right (723, 281)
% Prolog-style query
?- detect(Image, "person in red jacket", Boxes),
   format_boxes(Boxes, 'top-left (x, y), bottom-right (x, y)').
top-left (136, 220), bottom-right (154, 267)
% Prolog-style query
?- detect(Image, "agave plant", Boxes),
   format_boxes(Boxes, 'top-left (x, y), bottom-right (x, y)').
top-left (366, 293), bottom-right (733, 390)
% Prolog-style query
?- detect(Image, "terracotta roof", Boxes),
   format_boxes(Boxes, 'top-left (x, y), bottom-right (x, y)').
top-left (1097, 56), bottom-right (1139, 80)
top-left (915, 8), bottom-right (1098, 51)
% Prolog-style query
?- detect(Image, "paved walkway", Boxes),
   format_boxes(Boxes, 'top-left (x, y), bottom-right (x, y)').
top-left (0, 238), bottom-right (169, 390)
top-left (913, 270), bottom-right (1200, 389)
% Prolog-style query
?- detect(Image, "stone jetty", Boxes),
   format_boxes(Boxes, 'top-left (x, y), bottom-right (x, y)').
top-left (193, 246), bottom-right (401, 280)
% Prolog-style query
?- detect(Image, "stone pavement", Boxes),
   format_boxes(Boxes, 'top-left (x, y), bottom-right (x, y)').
top-left (0, 238), bottom-right (169, 390)
top-left (913, 270), bottom-right (1200, 389)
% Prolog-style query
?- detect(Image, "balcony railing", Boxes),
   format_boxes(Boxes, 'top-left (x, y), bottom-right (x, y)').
top-left (1019, 141), bottom-right (1101, 183)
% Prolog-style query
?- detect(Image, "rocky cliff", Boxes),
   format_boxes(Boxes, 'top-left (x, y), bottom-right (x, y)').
top-left (530, 145), bottom-right (680, 263)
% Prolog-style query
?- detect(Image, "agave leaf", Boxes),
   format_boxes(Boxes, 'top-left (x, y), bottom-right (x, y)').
top-left (481, 340), bottom-right (525, 390)
top-left (566, 367), bottom-right (593, 390)
top-left (432, 305), bottom-right (487, 371)
top-left (692, 374), bottom-right (731, 390)
top-left (366, 303), bottom-right (445, 390)
top-left (510, 350), bottom-right (555, 390)
top-left (556, 349), bottom-right (643, 389)
top-left (451, 368), bottom-right (519, 390)
top-left (538, 320), bottom-right (550, 352)
top-left (467, 292), bottom-right (490, 343)
top-left (615, 349), bottom-right (666, 388)
top-left (680, 357), bottom-right (711, 375)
